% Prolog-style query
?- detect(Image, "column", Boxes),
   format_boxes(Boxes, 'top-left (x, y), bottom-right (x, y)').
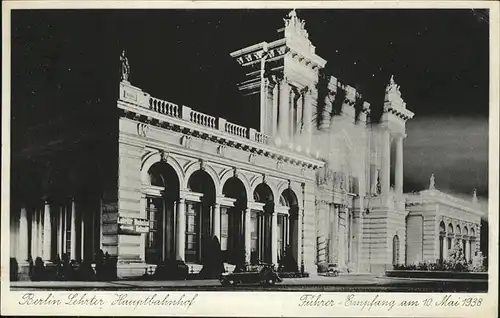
top-left (465, 240), bottom-right (470, 262)
top-left (140, 194), bottom-right (147, 261)
top-left (18, 205), bottom-right (29, 263)
top-left (278, 79), bottom-right (290, 145)
top-left (290, 90), bottom-right (298, 145)
top-left (63, 206), bottom-right (68, 255)
top-left (37, 208), bottom-right (43, 258)
top-left (260, 75), bottom-right (268, 133)
top-left (42, 200), bottom-right (52, 261)
top-left (176, 198), bottom-right (186, 261)
top-left (99, 198), bottom-right (103, 250)
top-left (395, 134), bottom-right (404, 194)
top-left (244, 207), bottom-right (251, 264)
top-left (285, 215), bottom-right (289, 246)
top-left (338, 208), bottom-right (346, 267)
top-left (297, 208), bottom-right (303, 271)
top-left (303, 88), bottom-right (313, 153)
top-left (31, 209), bottom-right (37, 259)
top-left (271, 211), bottom-right (278, 265)
top-left (443, 234), bottom-right (448, 260)
top-left (213, 203), bottom-right (221, 240)
top-left (70, 199), bottom-right (77, 260)
top-left (381, 130), bottom-right (391, 195)
top-left (81, 210), bottom-right (85, 260)
top-left (57, 206), bottom-right (63, 258)
top-left (272, 82), bottom-right (279, 136)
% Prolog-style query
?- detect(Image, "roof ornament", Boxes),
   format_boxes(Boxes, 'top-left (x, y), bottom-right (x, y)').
top-left (429, 173), bottom-right (435, 190)
top-left (120, 50), bottom-right (130, 82)
top-left (284, 9), bottom-right (309, 40)
top-left (385, 74), bottom-right (403, 106)
top-left (472, 188), bottom-right (478, 203)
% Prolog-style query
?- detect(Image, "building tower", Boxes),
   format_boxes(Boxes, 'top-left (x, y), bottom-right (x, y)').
top-left (230, 9), bottom-right (326, 153)
top-left (362, 75), bottom-right (414, 273)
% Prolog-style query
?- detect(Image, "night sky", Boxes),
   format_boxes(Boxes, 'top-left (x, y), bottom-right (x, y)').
top-left (11, 9), bottom-right (490, 203)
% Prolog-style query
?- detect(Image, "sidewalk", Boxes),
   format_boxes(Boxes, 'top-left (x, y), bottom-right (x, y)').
top-left (10, 274), bottom-right (487, 290)
top-left (11, 274), bottom-right (383, 289)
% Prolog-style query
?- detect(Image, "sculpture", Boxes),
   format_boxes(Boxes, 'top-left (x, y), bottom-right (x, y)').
top-left (120, 50), bottom-right (130, 82)
top-left (429, 173), bottom-right (435, 190)
top-left (385, 75), bottom-right (402, 103)
top-left (472, 188), bottom-right (478, 203)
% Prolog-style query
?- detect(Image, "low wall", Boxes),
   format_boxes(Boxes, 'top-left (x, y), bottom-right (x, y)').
top-left (385, 270), bottom-right (488, 280)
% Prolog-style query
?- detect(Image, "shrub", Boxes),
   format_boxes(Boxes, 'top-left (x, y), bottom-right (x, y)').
top-left (470, 252), bottom-right (487, 272)
top-left (10, 258), bottom-right (19, 281)
top-left (31, 257), bottom-right (46, 281)
top-left (446, 241), bottom-right (470, 272)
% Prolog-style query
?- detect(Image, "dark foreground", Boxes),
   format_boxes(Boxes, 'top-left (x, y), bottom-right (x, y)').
top-left (11, 274), bottom-right (488, 292)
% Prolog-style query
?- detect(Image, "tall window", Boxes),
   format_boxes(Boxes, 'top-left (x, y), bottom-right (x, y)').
top-left (250, 212), bottom-right (258, 258)
top-left (220, 208), bottom-right (228, 251)
top-left (439, 236), bottom-right (444, 261)
top-left (146, 198), bottom-right (163, 264)
top-left (277, 215), bottom-right (287, 259)
top-left (185, 202), bottom-right (199, 263)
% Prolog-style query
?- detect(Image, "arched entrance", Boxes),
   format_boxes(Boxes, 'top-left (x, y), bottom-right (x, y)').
top-left (186, 170), bottom-right (216, 264)
top-left (145, 162), bottom-right (180, 264)
top-left (447, 223), bottom-right (454, 253)
top-left (279, 188), bottom-right (299, 263)
top-left (221, 177), bottom-right (248, 265)
top-left (463, 226), bottom-right (469, 262)
top-left (252, 183), bottom-right (274, 264)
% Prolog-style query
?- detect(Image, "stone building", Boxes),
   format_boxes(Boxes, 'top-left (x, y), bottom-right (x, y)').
top-left (405, 180), bottom-right (483, 265)
top-left (10, 10), bottom-right (483, 278)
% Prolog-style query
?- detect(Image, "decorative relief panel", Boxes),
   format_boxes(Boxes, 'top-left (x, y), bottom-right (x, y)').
top-left (249, 153), bottom-right (257, 164)
top-left (217, 145), bottom-right (227, 157)
top-left (181, 135), bottom-right (192, 148)
top-left (137, 123), bottom-right (149, 137)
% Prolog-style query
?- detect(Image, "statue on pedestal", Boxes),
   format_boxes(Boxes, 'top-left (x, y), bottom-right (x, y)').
top-left (472, 188), bottom-right (478, 203)
top-left (120, 50), bottom-right (130, 82)
top-left (429, 173), bottom-right (435, 190)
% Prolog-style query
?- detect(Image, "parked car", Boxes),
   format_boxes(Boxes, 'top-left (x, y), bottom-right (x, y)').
top-left (154, 259), bottom-right (189, 280)
top-left (326, 263), bottom-right (340, 277)
top-left (220, 263), bottom-right (283, 287)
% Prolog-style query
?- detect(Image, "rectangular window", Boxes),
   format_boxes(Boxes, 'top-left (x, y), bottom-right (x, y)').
top-left (146, 198), bottom-right (164, 264)
top-left (250, 212), bottom-right (258, 254)
top-left (185, 202), bottom-right (199, 263)
top-left (220, 208), bottom-right (228, 251)
top-left (277, 215), bottom-right (283, 259)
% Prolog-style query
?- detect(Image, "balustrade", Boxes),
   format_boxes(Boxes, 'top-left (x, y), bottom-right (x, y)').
top-left (225, 121), bottom-right (247, 138)
top-left (189, 110), bottom-right (217, 129)
top-left (254, 131), bottom-right (270, 144)
top-left (149, 97), bottom-right (179, 118)
top-left (136, 93), bottom-right (307, 154)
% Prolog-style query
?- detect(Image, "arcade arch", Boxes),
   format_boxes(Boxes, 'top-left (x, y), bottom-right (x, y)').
top-left (279, 188), bottom-right (299, 263)
top-left (144, 161), bottom-right (180, 264)
top-left (185, 169), bottom-right (216, 263)
top-left (249, 183), bottom-right (275, 263)
top-left (220, 177), bottom-right (248, 265)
